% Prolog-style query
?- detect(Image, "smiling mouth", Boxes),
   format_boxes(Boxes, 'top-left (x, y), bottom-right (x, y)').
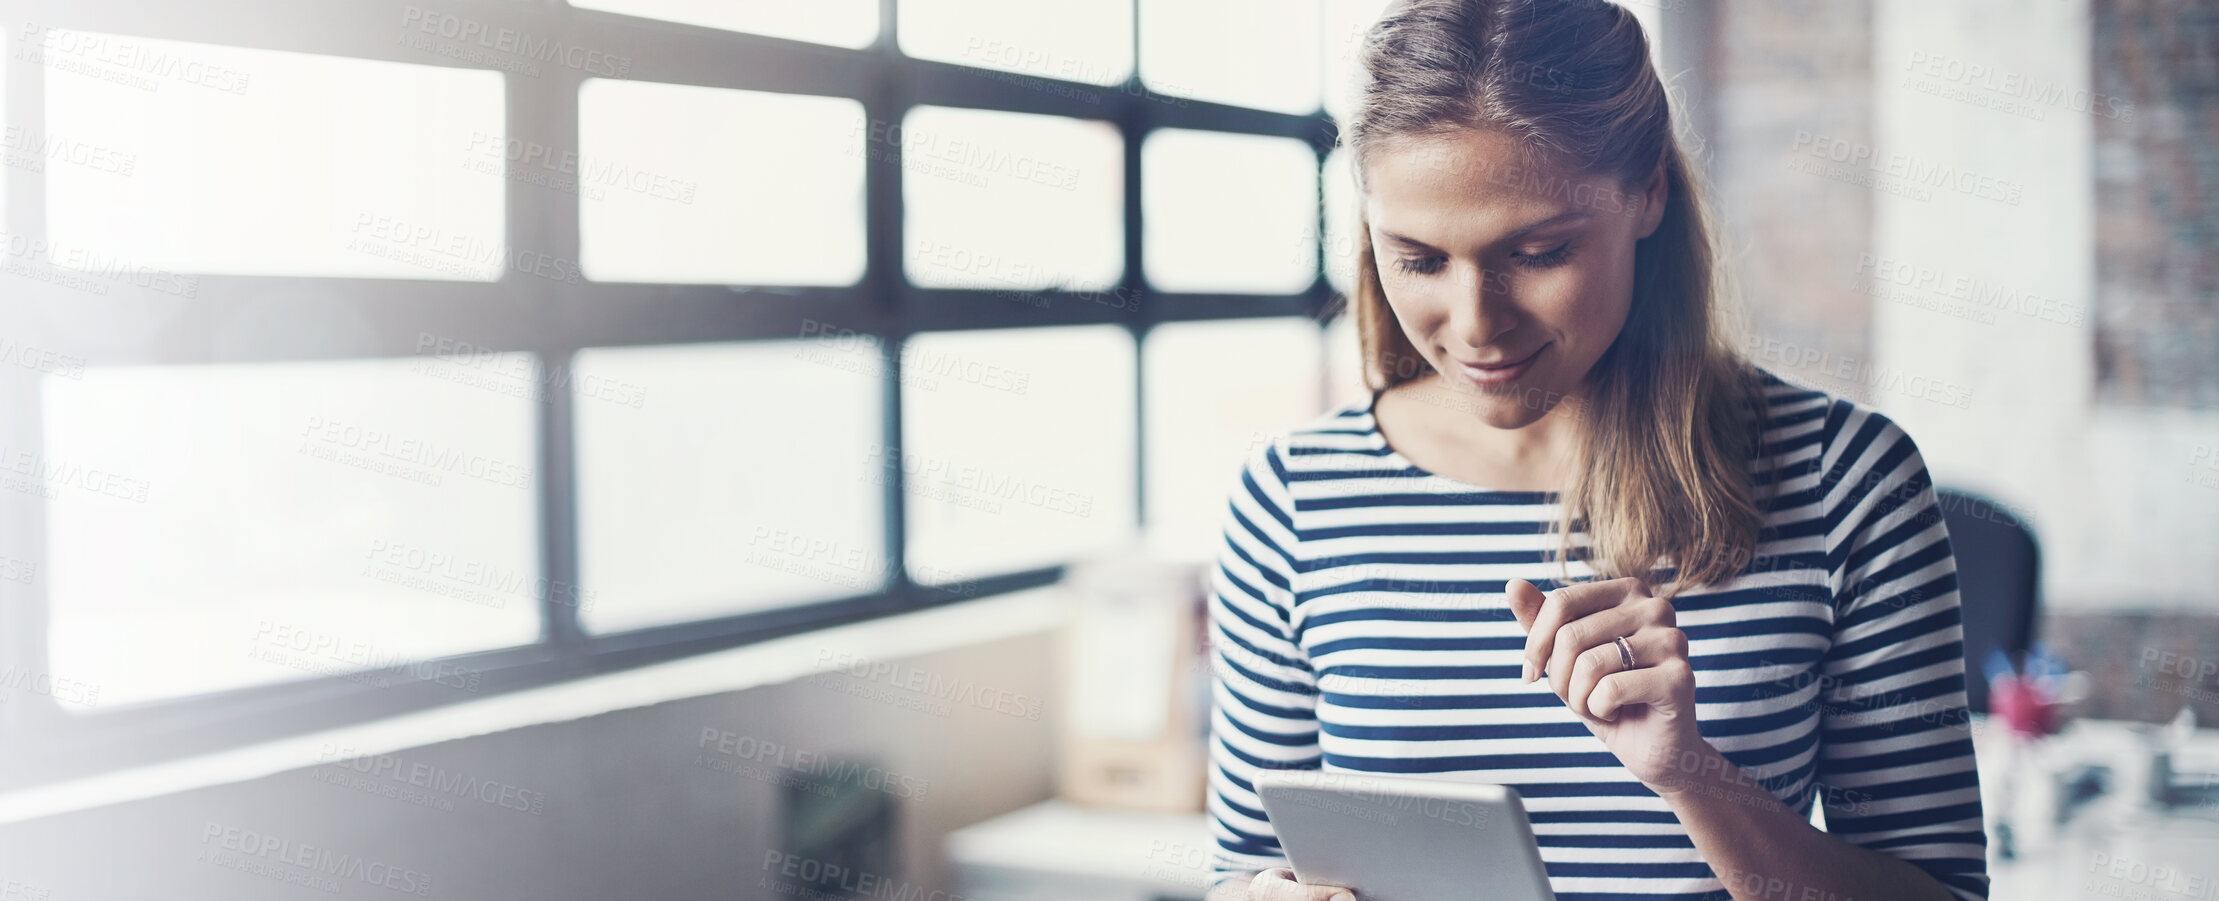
top-left (1451, 343), bottom-right (1548, 387)
top-left (1460, 344), bottom-right (1547, 371)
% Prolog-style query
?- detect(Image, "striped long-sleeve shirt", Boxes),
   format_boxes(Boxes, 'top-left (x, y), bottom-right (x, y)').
top-left (1203, 368), bottom-right (1988, 901)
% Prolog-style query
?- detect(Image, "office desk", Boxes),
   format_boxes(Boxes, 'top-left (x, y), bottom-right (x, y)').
top-left (1978, 716), bottom-right (2219, 899)
top-left (946, 800), bottom-right (1216, 901)
top-left (949, 719), bottom-right (2219, 901)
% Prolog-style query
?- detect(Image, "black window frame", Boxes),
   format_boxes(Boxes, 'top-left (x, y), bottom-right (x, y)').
top-left (0, 0), bottom-right (1339, 788)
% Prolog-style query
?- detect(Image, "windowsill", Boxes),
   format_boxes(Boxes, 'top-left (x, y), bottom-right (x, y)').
top-left (0, 585), bottom-right (1068, 825)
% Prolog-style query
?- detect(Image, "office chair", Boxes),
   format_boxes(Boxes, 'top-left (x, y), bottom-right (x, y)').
top-left (1934, 486), bottom-right (2042, 713)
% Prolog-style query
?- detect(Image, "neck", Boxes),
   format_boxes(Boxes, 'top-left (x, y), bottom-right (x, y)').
top-left (1399, 373), bottom-right (1583, 482)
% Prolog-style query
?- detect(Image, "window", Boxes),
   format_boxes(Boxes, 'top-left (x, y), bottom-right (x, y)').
top-left (568, 0), bottom-right (879, 49)
top-left (579, 80), bottom-right (867, 286)
top-left (41, 358), bottom-right (542, 709)
top-left (1139, 0), bottom-right (1322, 114)
top-left (1142, 319), bottom-right (1325, 558)
top-left (42, 33), bottom-right (505, 279)
top-left (1142, 129), bottom-right (1320, 293)
top-left (1323, 146), bottom-right (1358, 295)
top-left (901, 106), bottom-right (1125, 291)
top-left (901, 326), bottom-right (1137, 580)
top-left (899, 0), bottom-right (1133, 85)
top-left (572, 341), bottom-right (885, 634)
top-left (1, 0), bottom-right (1334, 777)
top-left (1322, 0), bottom-right (1395, 124)
top-left (1325, 308), bottom-right (1373, 410)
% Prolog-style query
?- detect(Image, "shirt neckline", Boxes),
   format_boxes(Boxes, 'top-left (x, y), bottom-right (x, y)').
top-left (1364, 385), bottom-right (1561, 501)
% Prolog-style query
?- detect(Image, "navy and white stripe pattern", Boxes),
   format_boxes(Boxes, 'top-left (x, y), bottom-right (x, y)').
top-left (1203, 368), bottom-right (1988, 900)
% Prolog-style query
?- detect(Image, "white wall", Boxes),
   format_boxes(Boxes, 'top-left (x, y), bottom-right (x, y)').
top-left (0, 631), bottom-right (1060, 900)
top-left (1873, 0), bottom-right (2219, 611)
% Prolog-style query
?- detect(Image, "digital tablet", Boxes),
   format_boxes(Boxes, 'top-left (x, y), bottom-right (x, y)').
top-left (1254, 769), bottom-right (1556, 901)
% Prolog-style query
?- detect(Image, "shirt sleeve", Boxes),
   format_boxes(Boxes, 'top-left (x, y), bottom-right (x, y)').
top-left (1202, 437), bottom-right (1321, 895)
top-left (1812, 404), bottom-right (1990, 901)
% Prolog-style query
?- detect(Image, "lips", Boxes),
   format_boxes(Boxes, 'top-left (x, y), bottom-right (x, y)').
top-left (1460, 345), bottom-right (1546, 370)
top-left (1455, 343), bottom-right (1547, 386)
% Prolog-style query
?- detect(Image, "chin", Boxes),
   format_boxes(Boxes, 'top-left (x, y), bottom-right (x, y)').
top-left (1470, 397), bottom-right (1553, 429)
top-left (1432, 369), bottom-right (1576, 427)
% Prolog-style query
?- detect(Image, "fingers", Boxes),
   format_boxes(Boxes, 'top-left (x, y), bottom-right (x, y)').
top-left (1542, 601), bottom-right (1652, 699)
top-left (1565, 625), bottom-right (1689, 719)
top-left (1519, 577), bottom-right (1658, 685)
top-left (1588, 654), bottom-right (1693, 722)
top-left (1504, 578), bottom-right (1547, 630)
top-left (1249, 868), bottom-right (1357, 901)
top-left (1516, 578), bottom-right (1625, 682)
top-left (1249, 867), bottom-right (1296, 898)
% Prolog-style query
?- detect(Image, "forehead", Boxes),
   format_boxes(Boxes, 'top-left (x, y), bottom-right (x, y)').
top-left (1359, 129), bottom-right (1616, 235)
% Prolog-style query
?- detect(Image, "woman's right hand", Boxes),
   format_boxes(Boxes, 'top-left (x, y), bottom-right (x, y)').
top-left (1240, 867), bottom-right (1356, 901)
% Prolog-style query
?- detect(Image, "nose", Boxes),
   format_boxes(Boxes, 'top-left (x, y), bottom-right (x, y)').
top-left (1446, 263), bottom-right (1517, 349)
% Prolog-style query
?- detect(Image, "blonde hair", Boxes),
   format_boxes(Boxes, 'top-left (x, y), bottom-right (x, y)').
top-left (1339, 0), bottom-right (1771, 596)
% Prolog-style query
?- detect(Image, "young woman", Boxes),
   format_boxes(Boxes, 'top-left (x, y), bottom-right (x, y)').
top-left (1201, 1), bottom-right (1987, 899)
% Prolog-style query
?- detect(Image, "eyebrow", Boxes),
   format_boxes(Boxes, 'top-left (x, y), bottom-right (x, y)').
top-left (1378, 210), bottom-right (1592, 251)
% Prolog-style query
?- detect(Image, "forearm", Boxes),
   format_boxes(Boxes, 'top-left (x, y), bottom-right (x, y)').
top-left (1652, 743), bottom-right (1956, 901)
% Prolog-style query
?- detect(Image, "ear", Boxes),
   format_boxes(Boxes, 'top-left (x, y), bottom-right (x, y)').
top-left (1506, 578), bottom-right (1547, 633)
top-left (1633, 159), bottom-right (1669, 240)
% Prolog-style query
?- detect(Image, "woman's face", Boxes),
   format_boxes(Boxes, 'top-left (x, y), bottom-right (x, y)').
top-left (1362, 128), bottom-right (1668, 429)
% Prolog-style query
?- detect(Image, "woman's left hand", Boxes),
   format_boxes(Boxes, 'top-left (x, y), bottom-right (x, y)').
top-left (1506, 577), bottom-right (1707, 790)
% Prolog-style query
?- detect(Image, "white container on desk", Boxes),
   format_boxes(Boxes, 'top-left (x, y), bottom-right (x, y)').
top-left (945, 800), bottom-right (1217, 901)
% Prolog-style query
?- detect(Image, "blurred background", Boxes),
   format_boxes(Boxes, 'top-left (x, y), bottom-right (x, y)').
top-left (0, 0), bottom-right (2213, 898)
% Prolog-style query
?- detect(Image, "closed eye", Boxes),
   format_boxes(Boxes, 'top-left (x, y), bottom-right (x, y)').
top-left (1512, 242), bottom-right (1576, 268)
top-left (1390, 242), bottom-right (1576, 277)
top-left (1393, 256), bottom-right (1446, 276)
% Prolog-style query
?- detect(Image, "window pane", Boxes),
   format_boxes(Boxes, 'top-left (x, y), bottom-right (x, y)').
top-left (1325, 309), bottom-right (1371, 410)
top-left (899, 0), bottom-right (1133, 85)
top-left (1143, 318), bottom-right (1324, 559)
top-left (1, 53), bottom-right (7, 231)
top-left (42, 32), bottom-right (504, 279)
top-left (1322, 0), bottom-right (1393, 123)
top-left (1323, 146), bottom-right (1358, 296)
top-left (1139, 0), bottom-right (1321, 114)
top-left (41, 358), bottom-right (542, 710)
top-left (579, 80), bottom-right (864, 286)
top-left (902, 107), bottom-right (1124, 291)
top-left (902, 326), bottom-right (1136, 579)
top-left (573, 339), bottom-right (884, 634)
top-left (569, 0), bottom-right (878, 49)
top-left (1143, 129), bottom-right (1319, 293)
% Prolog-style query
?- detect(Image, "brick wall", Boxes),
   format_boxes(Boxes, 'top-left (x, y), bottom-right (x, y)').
top-left (2091, 0), bottom-right (2219, 408)
top-left (2039, 610), bottom-right (2219, 725)
top-left (1704, 0), bottom-right (1877, 398)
